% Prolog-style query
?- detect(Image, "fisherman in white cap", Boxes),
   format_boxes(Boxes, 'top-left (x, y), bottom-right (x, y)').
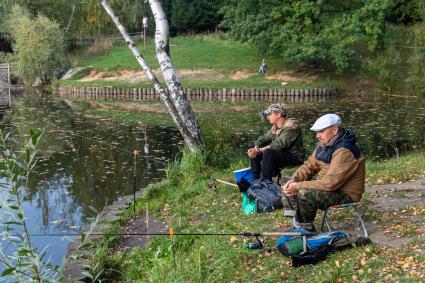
top-left (282, 113), bottom-right (365, 232)
top-left (247, 103), bottom-right (305, 182)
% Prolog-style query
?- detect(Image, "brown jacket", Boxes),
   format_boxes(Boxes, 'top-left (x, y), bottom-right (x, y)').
top-left (291, 148), bottom-right (365, 202)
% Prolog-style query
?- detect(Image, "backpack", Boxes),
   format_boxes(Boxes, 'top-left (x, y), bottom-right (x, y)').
top-left (276, 229), bottom-right (352, 267)
top-left (246, 179), bottom-right (283, 212)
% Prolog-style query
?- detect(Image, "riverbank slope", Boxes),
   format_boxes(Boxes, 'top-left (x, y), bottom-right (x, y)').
top-left (75, 149), bottom-right (425, 282)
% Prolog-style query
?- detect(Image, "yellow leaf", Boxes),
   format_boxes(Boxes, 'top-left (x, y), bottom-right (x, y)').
top-left (335, 260), bottom-right (340, 267)
top-left (230, 236), bottom-right (237, 243)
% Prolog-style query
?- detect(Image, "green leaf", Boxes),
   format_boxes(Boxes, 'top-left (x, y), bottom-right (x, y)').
top-left (18, 249), bottom-right (31, 256)
top-left (18, 212), bottom-right (24, 219)
top-left (3, 221), bottom-right (22, 225)
top-left (1, 267), bottom-right (16, 276)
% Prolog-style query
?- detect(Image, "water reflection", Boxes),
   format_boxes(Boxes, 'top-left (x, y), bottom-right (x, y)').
top-left (1, 91), bottom-right (182, 266)
top-left (196, 96), bottom-right (425, 160)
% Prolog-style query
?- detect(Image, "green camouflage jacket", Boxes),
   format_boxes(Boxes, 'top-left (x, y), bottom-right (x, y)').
top-left (255, 118), bottom-right (305, 161)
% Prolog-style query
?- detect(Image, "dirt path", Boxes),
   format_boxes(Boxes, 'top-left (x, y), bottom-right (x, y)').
top-left (113, 179), bottom-right (425, 252)
top-left (77, 68), bottom-right (318, 84)
top-left (364, 179), bottom-right (424, 248)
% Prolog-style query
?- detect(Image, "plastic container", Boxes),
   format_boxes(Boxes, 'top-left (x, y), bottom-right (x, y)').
top-left (233, 167), bottom-right (254, 183)
top-left (241, 193), bottom-right (257, 215)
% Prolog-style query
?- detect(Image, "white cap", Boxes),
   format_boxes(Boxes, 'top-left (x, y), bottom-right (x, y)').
top-left (310, 114), bottom-right (342, 132)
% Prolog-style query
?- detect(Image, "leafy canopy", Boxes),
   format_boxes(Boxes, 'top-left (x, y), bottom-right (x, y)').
top-left (4, 5), bottom-right (67, 85)
top-left (221, 0), bottom-right (390, 72)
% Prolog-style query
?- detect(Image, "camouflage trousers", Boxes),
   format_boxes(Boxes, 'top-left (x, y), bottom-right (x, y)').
top-left (295, 189), bottom-right (353, 223)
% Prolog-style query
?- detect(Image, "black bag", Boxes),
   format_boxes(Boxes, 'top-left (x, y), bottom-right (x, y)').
top-left (246, 179), bottom-right (283, 212)
top-left (236, 178), bottom-right (252, 193)
top-left (291, 245), bottom-right (331, 267)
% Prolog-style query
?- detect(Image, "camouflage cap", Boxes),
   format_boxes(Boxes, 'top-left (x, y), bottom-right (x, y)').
top-left (263, 103), bottom-right (287, 116)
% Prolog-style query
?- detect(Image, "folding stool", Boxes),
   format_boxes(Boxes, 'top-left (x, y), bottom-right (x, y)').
top-left (320, 202), bottom-right (368, 237)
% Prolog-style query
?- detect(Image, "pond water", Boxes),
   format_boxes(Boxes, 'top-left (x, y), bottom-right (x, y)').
top-left (0, 91), bottom-right (183, 268)
top-left (0, 90), bottom-right (424, 269)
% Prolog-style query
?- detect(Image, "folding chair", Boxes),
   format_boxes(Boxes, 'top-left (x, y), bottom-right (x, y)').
top-left (320, 202), bottom-right (368, 237)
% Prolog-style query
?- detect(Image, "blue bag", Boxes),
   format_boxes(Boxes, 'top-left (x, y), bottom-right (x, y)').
top-left (246, 179), bottom-right (283, 212)
top-left (276, 230), bottom-right (350, 256)
top-left (306, 231), bottom-right (349, 249)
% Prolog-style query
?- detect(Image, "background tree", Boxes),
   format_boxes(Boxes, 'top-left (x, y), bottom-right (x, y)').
top-left (5, 5), bottom-right (67, 85)
top-left (171, 0), bottom-right (224, 34)
top-left (386, 0), bottom-right (423, 25)
top-left (221, 0), bottom-right (390, 72)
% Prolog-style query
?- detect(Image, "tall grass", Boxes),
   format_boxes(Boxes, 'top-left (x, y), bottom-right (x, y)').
top-left (98, 147), bottom-right (425, 282)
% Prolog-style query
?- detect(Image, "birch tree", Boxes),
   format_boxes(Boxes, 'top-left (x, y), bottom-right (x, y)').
top-left (100, 0), bottom-right (203, 151)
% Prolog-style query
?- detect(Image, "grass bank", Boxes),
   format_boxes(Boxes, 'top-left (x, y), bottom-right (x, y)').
top-left (87, 148), bottom-right (425, 282)
top-left (62, 34), bottom-right (335, 90)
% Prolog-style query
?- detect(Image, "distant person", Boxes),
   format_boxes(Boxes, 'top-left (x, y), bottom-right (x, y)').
top-left (258, 58), bottom-right (267, 74)
top-left (247, 103), bottom-right (305, 182)
top-left (282, 114), bottom-right (365, 232)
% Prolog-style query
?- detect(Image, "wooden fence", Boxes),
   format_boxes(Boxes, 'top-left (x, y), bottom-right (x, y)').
top-left (57, 86), bottom-right (338, 102)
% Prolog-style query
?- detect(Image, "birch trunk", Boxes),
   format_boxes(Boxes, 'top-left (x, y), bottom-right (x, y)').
top-left (65, 0), bottom-right (77, 33)
top-left (100, 0), bottom-right (203, 151)
top-left (148, 0), bottom-right (203, 148)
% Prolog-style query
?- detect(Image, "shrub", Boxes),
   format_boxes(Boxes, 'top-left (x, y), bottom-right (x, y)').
top-left (406, 49), bottom-right (425, 94)
top-left (364, 47), bottom-right (402, 93)
top-left (85, 37), bottom-right (115, 57)
top-left (6, 5), bottom-right (67, 85)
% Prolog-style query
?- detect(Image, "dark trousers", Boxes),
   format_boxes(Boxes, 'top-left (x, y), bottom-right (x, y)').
top-left (296, 189), bottom-right (353, 223)
top-left (250, 148), bottom-right (302, 181)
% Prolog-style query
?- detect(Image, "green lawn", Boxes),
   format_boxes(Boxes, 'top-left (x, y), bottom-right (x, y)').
top-left (64, 34), bottom-right (335, 89)
top-left (73, 34), bottom-right (286, 72)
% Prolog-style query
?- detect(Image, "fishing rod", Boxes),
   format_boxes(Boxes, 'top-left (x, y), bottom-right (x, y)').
top-left (209, 176), bottom-right (238, 188)
top-left (29, 229), bottom-right (308, 251)
top-left (29, 230), bottom-right (305, 238)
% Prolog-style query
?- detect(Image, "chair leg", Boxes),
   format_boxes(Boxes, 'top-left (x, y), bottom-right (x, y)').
top-left (320, 210), bottom-right (331, 232)
top-left (354, 204), bottom-right (369, 238)
top-left (325, 217), bottom-right (331, 232)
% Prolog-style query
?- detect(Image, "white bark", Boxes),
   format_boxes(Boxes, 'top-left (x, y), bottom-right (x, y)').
top-left (149, 0), bottom-right (203, 148)
top-left (100, 0), bottom-right (203, 151)
top-left (65, 0), bottom-right (77, 33)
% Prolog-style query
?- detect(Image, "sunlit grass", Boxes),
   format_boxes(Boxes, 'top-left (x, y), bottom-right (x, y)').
top-left (366, 151), bottom-right (425, 184)
top-left (72, 35), bottom-right (286, 72)
top-left (90, 149), bottom-right (425, 282)
top-left (65, 34), bottom-right (335, 90)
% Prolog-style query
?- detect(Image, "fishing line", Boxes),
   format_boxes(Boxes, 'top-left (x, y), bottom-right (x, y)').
top-left (29, 231), bottom-right (303, 237)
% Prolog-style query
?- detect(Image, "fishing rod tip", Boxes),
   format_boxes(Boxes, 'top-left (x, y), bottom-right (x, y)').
top-left (133, 149), bottom-right (139, 156)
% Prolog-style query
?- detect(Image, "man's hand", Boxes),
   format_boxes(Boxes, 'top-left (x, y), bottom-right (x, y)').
top-left (282, 180), bottom-right (298, 196)
top-left (247, 147), bottom-right (258, 158)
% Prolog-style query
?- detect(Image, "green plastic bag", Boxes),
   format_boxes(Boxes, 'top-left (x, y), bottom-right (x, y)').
top-left (241, 193), bottom-right (257, 215)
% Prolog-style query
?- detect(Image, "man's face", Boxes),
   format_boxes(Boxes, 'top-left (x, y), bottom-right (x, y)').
top-left (315, 126), bottom-right (339, 145)
top-left (266, 112), bottom-right (280, 124)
